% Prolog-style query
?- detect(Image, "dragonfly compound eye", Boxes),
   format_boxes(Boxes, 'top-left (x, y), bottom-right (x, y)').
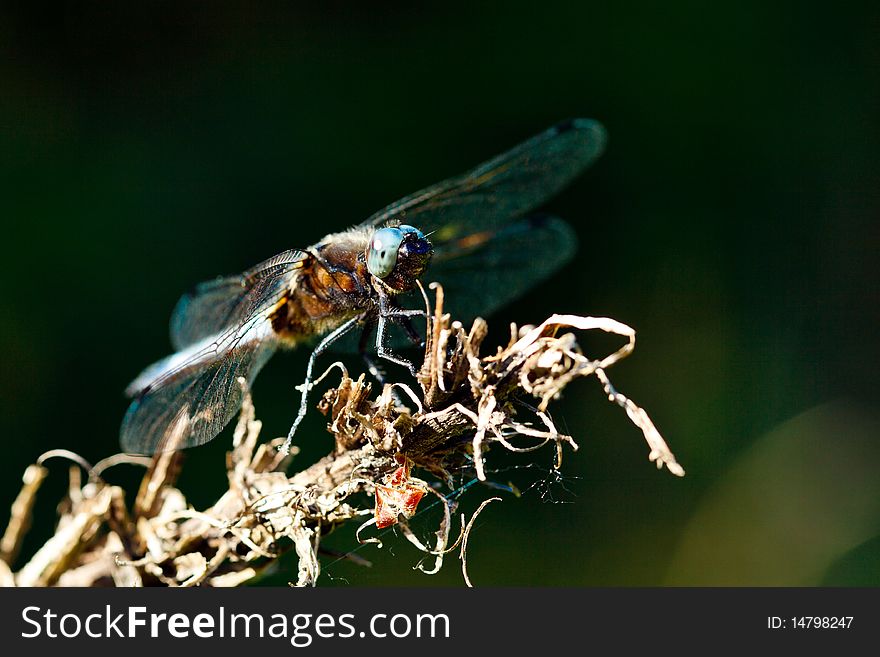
top-left (396, 224), bottom-right (433, 265)
top-left (367, 227), bottom-right (405, 279)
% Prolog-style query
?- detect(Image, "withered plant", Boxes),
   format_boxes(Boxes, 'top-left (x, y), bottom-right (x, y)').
top-left (1, 285), bottom-right (683, 587)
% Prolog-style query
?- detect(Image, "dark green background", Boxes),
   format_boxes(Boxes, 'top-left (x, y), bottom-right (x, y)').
top-left (2, 1), bottom-right (878, 586)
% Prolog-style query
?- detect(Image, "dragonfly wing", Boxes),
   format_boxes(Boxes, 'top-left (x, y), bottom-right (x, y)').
top-left (121, 324), bottom-right (277, 454)
top-left (123, 248), bottom-right (307, 453)
top-left (403, 214), bottom-right (578, 327)
top-left (170, 249), bottom-right (307, 351)
top-left (362, 119), bottom-right (605, 239)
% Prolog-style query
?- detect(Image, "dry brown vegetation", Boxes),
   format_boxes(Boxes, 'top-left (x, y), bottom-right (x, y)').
top-left (0, 285), bottom-right (683, 587)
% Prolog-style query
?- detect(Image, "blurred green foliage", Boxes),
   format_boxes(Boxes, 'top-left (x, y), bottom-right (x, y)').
top-left (1, 1), bottom-right (878, 586)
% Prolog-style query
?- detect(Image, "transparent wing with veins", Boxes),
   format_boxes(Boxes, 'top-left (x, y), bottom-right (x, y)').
top-left (120, 250), bottom-right (307, 454)
top-left (359, 119), bottom-right (604, 339)
top-left (423, 213), bottom-right (578, 324)
top-left (169, 250), bottom-right (308, 351)
top-left (362, 118), bottom-right (605, 243)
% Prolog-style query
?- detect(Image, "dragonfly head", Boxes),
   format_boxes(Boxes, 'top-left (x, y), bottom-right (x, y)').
top-left (366, 224), bottom-right (433, 292)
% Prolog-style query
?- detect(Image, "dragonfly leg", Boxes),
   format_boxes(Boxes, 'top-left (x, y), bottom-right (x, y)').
top-left (358, 310), bottom-right (425, 380)
top-left (375, 315), bottom-right (421, 377)
top-left (282, 316), bottom-right (361, 454)
top-left (397, 314), bottom-right (425, 348)
top-left (358, 317), bottom-right (420, 411)
top-left (374, 292), bottom-right (429, 376)
top-left (376, 317), bottom-right (413, 375)
top-left (357, 319), bottom-right (390, 385)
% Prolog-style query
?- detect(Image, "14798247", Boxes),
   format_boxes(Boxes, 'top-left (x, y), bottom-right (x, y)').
top-left (767, 617), bottom-right (854, 629)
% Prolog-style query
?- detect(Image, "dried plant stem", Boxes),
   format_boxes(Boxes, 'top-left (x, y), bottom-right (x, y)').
top-left (1, 286), bottom-right (683, 587)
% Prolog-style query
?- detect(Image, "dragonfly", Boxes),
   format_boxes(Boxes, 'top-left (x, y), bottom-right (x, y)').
top-left (120, 118), bottom-right (607, 455)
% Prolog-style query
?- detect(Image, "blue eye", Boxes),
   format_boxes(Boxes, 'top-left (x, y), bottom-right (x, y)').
top-left (367, 227), bottom-right (405, 279)
top-left (398, 224), bottom-right (427, 240)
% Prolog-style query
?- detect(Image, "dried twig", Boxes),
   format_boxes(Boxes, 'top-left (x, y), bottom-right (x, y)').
top-left (1, 286), bottom-right (683, 586)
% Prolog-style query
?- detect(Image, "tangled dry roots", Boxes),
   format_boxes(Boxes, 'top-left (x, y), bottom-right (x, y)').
top-left (0, 285), bottom-right (683, 587)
